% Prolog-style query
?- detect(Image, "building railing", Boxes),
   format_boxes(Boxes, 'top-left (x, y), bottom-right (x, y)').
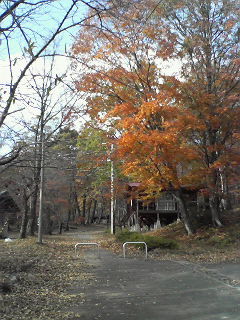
top-left (156, 200), bottom-right (178, 211)
top-left (139, 200), bottom-right (178, 212)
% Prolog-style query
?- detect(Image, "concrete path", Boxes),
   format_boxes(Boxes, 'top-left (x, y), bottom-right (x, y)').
top-left (69, 227), bottom-right (240, 320)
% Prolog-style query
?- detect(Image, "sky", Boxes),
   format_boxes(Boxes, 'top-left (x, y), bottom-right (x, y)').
top-left (0, 0), bottom-right (90, 153)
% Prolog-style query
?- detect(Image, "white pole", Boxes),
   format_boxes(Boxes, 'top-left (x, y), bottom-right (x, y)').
top-left (37, 133), bottom-right (45, 244)
top-left (110, 143), bottom-right (115, 234)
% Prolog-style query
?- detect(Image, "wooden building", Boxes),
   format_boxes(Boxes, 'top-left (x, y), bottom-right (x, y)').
top-left (123, 183), bottom-right (180, 230)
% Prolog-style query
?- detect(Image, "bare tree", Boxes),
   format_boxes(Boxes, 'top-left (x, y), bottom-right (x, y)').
top-left (0, 0), bottom-right (109, 164)
top-left (15, 54), bottom-right (81, 236)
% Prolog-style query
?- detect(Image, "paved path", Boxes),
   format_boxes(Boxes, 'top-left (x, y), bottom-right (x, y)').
top-left (69, 227), bottom-right (240, 320)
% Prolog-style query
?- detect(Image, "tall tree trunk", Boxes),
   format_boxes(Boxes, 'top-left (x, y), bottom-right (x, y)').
top-left (97, 203), bottom-right (103, 224)
top-left (19, 190), bottom-right (29, 239)
top-left (173, 190), bottom-right (195, 235)
top-left (75, 205), bottom-right (81, 218)
top-left (209, 194), bottom-right (223, 227)
top-left (208, 170), bottom-right (223, 227)
top-left (44, 207), bottom-right (52, 235)
top-left (219, 169), bottom-right (232, 210)
top-left (59, 222), bottom-right (63, 234)
top-left (82, 194), bottom-right (86, 218)
top-left (86, 199), bottom-right (92, 224)
top-left (27, 144), bottom-right (41, 235)
top-left (74, 191), bottom-right (81, 217)
top-left (70, 189), bottom-right (81, 222)
top-left (90, 199), bottom-right (97, 224)
top-left (65, 209), bottom-right (71, 231)
top-left (27, 186), bottom-right (39, 235)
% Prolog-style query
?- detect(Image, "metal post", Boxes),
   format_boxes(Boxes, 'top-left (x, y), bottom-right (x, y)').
top-left (123, 242), bottom-right (148, 259)
top-left (135, 199), bottom-right (140, 231)
top-left (110, 143), bottom-right (115, 234)
top-left (75, 242), bottom-right (100, 258)
top-left (37, 133), bottom-right (45, 244)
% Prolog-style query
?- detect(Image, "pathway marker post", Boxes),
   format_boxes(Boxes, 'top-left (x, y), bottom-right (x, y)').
top-left (75, 242), bottom-right (100, 258)
top-left (123, 241), bottom-right (148, 259)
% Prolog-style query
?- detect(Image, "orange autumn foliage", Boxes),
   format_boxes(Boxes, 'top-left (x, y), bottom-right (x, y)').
top-left (72, 0), bottom-right (240, 204)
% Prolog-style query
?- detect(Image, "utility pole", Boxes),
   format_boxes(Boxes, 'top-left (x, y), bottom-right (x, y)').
top-left (37, 133), bottom-right (45, 244)
top-left (110, 143), bottom-right (115, 234)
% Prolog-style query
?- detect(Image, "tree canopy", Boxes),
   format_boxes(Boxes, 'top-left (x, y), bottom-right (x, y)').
top-left (72, 0), bottom-right (240, 234)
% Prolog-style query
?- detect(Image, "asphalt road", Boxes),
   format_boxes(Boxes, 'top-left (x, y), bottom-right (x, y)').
top-left (69, 227), bottom-right (240, 320)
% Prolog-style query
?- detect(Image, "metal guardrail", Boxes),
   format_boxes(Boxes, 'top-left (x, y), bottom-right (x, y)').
top-left (123, 241), bottom-right (148, 259)
top-left (75, 242), bottom-right (100, 258)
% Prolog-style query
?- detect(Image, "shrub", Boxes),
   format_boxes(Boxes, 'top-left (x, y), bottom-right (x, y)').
top-left (115, 229), bottom-right (141, 243)
top-left (115, 230), bottom-right (179, 250)
top-left (142, 235), bottom-right (179, 250)
top-left (207, 235), bottom-right (235, 248)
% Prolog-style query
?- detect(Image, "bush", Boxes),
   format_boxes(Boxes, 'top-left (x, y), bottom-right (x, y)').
top-left (142, 235), bottom-right (179, 250)
top-left (207, 235), bottom-right (235, 248)
top-left (115, 229), bottom-right (141, 243)
top-left (115, 229), bottom-right (179, 250)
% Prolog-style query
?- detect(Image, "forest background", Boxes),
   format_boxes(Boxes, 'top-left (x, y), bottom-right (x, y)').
top-left (0, 0), bottom-right (239, 239)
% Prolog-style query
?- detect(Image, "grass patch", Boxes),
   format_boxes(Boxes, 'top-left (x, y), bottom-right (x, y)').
top-left (206, 235), bottom-right (235, 248)
top-left (115, 229), bottom-right (179, 250)
top-left (115, 229), bottom-right (141, 242)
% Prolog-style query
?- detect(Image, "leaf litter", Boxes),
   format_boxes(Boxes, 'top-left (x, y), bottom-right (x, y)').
top-left (0, 235), bottom-right (92, 320)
